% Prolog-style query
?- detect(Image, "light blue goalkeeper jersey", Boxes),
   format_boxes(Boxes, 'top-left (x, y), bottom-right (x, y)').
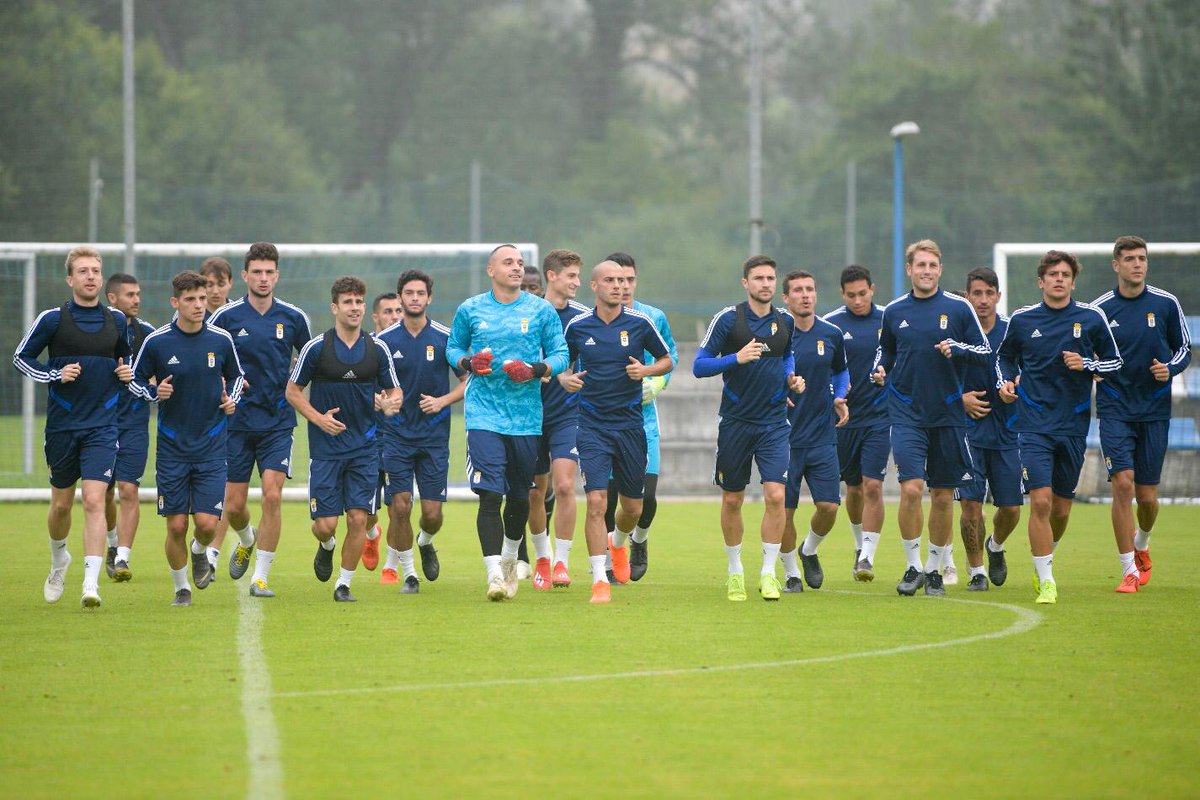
top-left (634, 300), bottom-right (678, 432)
top-left (446, 289), bottom-right (569, 436)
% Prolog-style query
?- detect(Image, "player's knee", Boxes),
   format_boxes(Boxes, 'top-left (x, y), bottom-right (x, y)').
top-left (899, 481), bottom-right (924, 504)
top-left (814, 501), bottom-right (838, 519)
top-left (996, 506), bottom-right (1021, 528)
top-left (478, 491), bottom-right (502, 516)
top-left (862, 479), bottom-right (883, 502)
top-left (346, 508), bottom-right (368, 528)
top-left (393, 494), bottom-right (414, 517)
top-left (1029, 492), bottom-right (1052, 515)
top-left (1134, 484), bottom-right (1158, 507)
top-left (586, 492), bottom-right (608, 517)
top-left (1110, 470), bottom-right (1134, 497)
top-left (761, 484), bottom-right (785, 508)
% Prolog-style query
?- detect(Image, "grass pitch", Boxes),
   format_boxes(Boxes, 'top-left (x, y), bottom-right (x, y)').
top-left (0, 500), bottom-right (1196, 799)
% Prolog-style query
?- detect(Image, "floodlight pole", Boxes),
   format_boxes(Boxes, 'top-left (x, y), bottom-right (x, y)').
top-left (122, 0), bottom-right (136, 275)
top-left (748, 0), bottom-right (763, 255)
top-left (890, 121), bottom-right (919, 298)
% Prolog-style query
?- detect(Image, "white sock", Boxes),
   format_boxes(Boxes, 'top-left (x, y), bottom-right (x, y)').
top-left (500, 536), bottom-right (521, 561)
top-left (1119, 550), bottom-right (1137, 578)
top-left (903, 537), bottom-right (922, 570)
top-left (206, 546), bottom-right (220, 566)
top-left (940, 543), bottom-right (955, 569)
top-left (1134, 527), bottom-right (1151, 551)
top-left (612, 526), bottom-right (632, 548)
top-left (925, 544), bottom-right (945, 574)
top-left (530, 531), bottom-right (551, 560)
top-left (969, 565), bottom-right (985, 578)
top-left (251, 549), bottom-right (275, 583)
top-left (116, 546), bottom-right (131, 563)
top-left (725, 544), bottom-right (743, 575)
top-left (365, 523), bottom-right (380, 541)
top-left (849, 522), bottom-right (864, 550)
top-left (483, 555), bottom-right (502, 581)
top-left (320, 536), bottom-right (336, 551)
top-left (631, 525), bottom-right (649, 544)
top-left (336, 567), bottom-right (355, 588)
top-left (553, 537), bottom-right (572, 568)
top-left (191, 539), bottom-right (206, 555)
top-left (417, 530), bottom-right (434, 547)
top-left (83, 555), bottom-right (102, 590)
top-left (590, 554), bottom-right (608, 584)
top-left (49, 537), bottom-right (70, 568)
top-left (800, 529), bottom-right (826, 556)
top-left (398, 548), bottom-right (416, 578)
top-left (171, 567), bottom-right (190, 592)
top-left (384, 546), bottom-right (402, 572)
top-left (780, 548), bottom-right (802, 578)
top-left (1032, 554), bottom-right (1054, 584)
top-left (861, 532), bottom-right (880, 564)
top-left (106, 527), bottom-right (118, 548)
top-left (236, 524), bottom-right (256, 548)
top-left (761, 541), bottom-right (781, 576)
top-left (987, 535), bottom-right (1004, 553)
top-left (1051, 539), bottom-right (1059, 553)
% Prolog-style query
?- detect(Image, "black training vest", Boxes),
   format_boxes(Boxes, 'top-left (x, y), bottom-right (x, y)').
top-left (720, 302), bottom-right (791, 358)
top-left (48, 302), bottom-right (119, 359)
top-left (312, 329), bottom-right (380, 384)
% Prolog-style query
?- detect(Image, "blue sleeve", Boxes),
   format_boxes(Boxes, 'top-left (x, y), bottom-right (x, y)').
top-left (832, 368), bottom-right (850, 399)
top-left (873, 308), bottom-right (895, 374)
top-left (948, 304), bottom-right (991, 364)
top-left (222, 338), bottom-right (245, 403)
top-left (650, 310), bottom-right (678, 381)
top-left (375, 339), bottom-right (399, 389)
top-left (446, 304), bottom-right (471, 368)
top-left (693, 346), bottom-right (738, 378)
top-left (290, 339), bottom-right (321, 387)
top-left (1166, 297), bottom-right (1192, 376)
top-left (783, 352), bottom-right (795, 377)
top-left (129, 336), bottom-right (159, 402)
top-left (540, 305), bottom-right (569, 376)
top-left (1086, 309), bottom-right (1123, 374)
top-left (13, 310), bottom-right (62, 384)
top-left (294, 310), bottom-right (313, 352)
top-left (111, 311), bottom-right (132, 361)
top-left (996, 320), bottom-right (1020, 386)
top-left (643, 318), bottom-right (669, 360)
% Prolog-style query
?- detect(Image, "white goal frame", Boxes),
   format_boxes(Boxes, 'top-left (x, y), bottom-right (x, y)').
top-left (0, 241), bottom-right (538, 502)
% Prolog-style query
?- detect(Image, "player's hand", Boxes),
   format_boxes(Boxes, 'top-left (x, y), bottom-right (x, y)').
top-left (1150, 358), bottom-right (1171, 382)
top-left (558, 369), bottom-right (586, 393)
top-left (834, 397), bottom-right (849, 427)
top-left (870, 366), bottom-right (886, 386)
top-left (114, 357), bottom-right (133, 383)
top-left (935, 339), bottom-right (954, 358)
top-left (463, 347), bottom-right (493, 375)
top-left (418, 393), bottom-right (445, 414)
top-left (155, 374), bottom-right (174, 400)
top-left (219, 388), bottom-right (237, 415)
top-left (962, 389), bottom-right (991, 419)
top-left (377, 390), bottom-right (403, 416)
top-left (998, 380), bottom-right (1017, 404)
top-left (788, 372), bottom-right (806, 394)
top-left (625, 356), bottom-right (649, 380)
top-left (1062, 350), bottom-right (1085, 371)
top-left (736, 339), bottom-right (765, 364)
top-left (317, 406), bottom-right (347, 435)
top-left (502, 359), bottom-right (537, 383)
top-left (59, 362), bottom-right (82, 383)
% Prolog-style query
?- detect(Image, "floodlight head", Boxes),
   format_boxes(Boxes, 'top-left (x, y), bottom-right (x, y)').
top-left (890, 121), bottom-right (920, 139)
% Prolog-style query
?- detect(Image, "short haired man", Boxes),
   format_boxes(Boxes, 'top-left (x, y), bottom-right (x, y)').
top-left (101, 272), bottom-right (156, 581)
top-left (287, 277), bottom-right (402, 602)
top-left (1092, 236), bottom-right (1190, 592)
top-left (361, 291), bottom-right (403, 569)
top-left (521, 265), bottom-right (544, 297)
top-left (446, 244), bottom-right (569, 601)
top-left (198, 256), bottom-right (234, 319)
top-left (693, 255), bottom-right (802, 601)
top-left (824, 265), bottom-right (889, 581)
top-left (997, 250), bottom-right (1122, 604)
top-left (208, 243), bottom-right (312, 597)
top-left (129, 271), bottom-right (245, 606)
top-left (14, 246), bottom-right (134, 608)
top-left (958, 267), bottom-right (1023, 591)
top-left (528, 248), bottom-right (588, 589)
top-left (779, 271), bottom-right (849, 592)
top-left (871, 239), bottom-right (991, 597)
top-left (375, 271), bottom-right (467, 593)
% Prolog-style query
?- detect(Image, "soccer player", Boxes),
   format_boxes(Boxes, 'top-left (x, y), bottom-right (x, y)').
top-left (871, 239), bottom-right (990, 597)
top-left (693, 255), bottom-right (802, 602)
top-left (199, 256), bottom-right (234, 319)
top-left (528, 249), bottom-right (588, 589)
top-left (957, 267), bottom-right (1022, 591)
top-left (521, 265), bottom-right (544, 297)
top-left (376, 272), bottom-right (467, 593)
top-left (129, 271), bottom-right (244, 606)
top-left (825, 265), bottom-right (889, 581)
top-left (602, 251), bottom-right (678, 583)
top-left (14, 246), bottom-right (134, 608)
top-left (446, 244), bottom-right (569, 601)
top-left (1093, 236), bottom-right (1190, 592)
top-left (362, 291), bottom-right (402, 571)
top-left (512, 262), bottom-right (545, 576)
top-left (561, 261), bottom-right (673, 603)
top-left (102, 273), bottom-right (156, 582)
top-left (997, 250), bottom-right (1122, 604)
top-left (779, 271), bottom-right (849, 592)
top-left (288, 276), bottom-right (402, 602)
top-left (208, 243), bottom-right (312, 598)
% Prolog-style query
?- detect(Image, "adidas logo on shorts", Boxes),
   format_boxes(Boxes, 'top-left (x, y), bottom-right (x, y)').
top-left (104, 469), bottom-right (112, 478)
top-left (168, 355), bottom-right (180, 364)
top-left (215, 502), bottom-right (223, 510)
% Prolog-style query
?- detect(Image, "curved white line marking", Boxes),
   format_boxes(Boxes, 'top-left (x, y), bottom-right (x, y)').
top-left (271, 591), bottom-right (1041, 700)
top-left (237, 591), bottom-right (284, 800)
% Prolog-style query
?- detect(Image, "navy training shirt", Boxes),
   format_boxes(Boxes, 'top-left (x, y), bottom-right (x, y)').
top-left (694, 304), bottom-right (796, 426)
top-left (787, 317), bottom-right (847, 448)
top-left (959, 316), bottom-right (1016, 449)
top-left (375, 317), bottom-right (464, 446)
top-left (823, 304), bottom-right (887, 430)
top-left (541, 300), bottom-right (590, 429)
top-left (564, 306), bottom-right (670, 431)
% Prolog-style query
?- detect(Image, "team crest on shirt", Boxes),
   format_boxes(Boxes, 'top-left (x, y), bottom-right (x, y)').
top-left (207, 352), bottom-right (215, 368)
top-left (426, 345), bottom-right (435, 361)
top-left (770, 322), bottom-right (778, 336)
top-left (1072, 322), bottom-right (1081, 339)
top-left (520, 318), bottom-right (529, 333)
top-left (276, 323), bottom-right (284, 339)
top-left (1147, 312), bottom-right (1156, 328)
top-left (817, 339), bottom-right (825, 355)
top-left (620, 330), bottom-right (629, 347)
top-left (939, 314), bottom-right (948, 330)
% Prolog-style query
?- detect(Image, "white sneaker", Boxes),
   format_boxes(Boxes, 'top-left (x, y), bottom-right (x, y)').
top-left (500, 558), bottom-right (519, 599)
top-left (486, 574), bottom-right (507, 601)
top-left (516, 560), bottom-right (532, 580)
top-left (44, 553), bottom-right (71, 603)
top-left (943, 564), bottom-right (959, 586)
top-left (81, 585), bottom-right (102, 608)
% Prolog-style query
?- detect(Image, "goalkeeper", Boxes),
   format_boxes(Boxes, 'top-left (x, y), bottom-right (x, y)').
top-left (602, 253), bottom-right (679, 583)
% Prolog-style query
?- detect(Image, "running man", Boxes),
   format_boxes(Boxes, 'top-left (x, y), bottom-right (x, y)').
top-left (1093, 236), bottom-right (1189, 593)
top-left (779, 270), bottom-right (849, 593)
top-left (195, 256), bottom-right (235, 573)
top-left (129, 271), bottom-right (244, 606)
top-left (288, 276), bottom-right (402, 602)
top-left (376, 271), bottom-right (467, 593)
top-left (997, 250), bottom-right (1122, 604)
top-left (14, 246), bottom-right (134, 608)
top-left (208, 243), bottom-right (312, 598)
top-left (446, 244), bottom-right (569, 601)
top-left (693, 255), bottom-right (802, 601)
top-left (362, 291), bottom-right (402, 572)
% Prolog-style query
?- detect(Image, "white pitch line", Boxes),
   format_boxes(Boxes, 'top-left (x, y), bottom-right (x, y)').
top-left (237, 591), bottom-right (284, 800)
top-left (272, 591), bottom-right (1041, 700)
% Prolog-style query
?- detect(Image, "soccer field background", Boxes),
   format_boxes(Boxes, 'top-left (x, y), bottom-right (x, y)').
top-left (1, 500), bottom-right (1196, 798)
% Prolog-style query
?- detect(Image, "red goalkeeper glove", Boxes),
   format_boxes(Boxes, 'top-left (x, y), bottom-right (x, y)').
top-left (459, 348), bottom-right (494, 375)
top-left (502, 360), bottom-right (548, 383)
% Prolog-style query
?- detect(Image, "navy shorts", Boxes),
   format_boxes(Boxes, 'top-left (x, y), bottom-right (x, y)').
top-left (958, 443), bottom-right (1024, 507)
top-left (1099, 418), bottom-right (1169, 486)
top-left (535, 417), bottom-right (579, 474)
top-left (384, 440), bottom-right (450, 503)
top-left (891, 424), bottom-right (972, 488)
top-left (1018, 431), bottom-right (1086, 499)
top-left (45, 426), bottom-right (118, 489)
top-left (466, 429), bottom-right (538, 498)
top-left (113, 425), bottom-right (150, 485)
top-left (836, 425), bottom-right (890, 485)
top-left (785, 444), bottom-right (842, 508)
top-left (309, 453), bottom-right (379, 519)
top-left (578, 425), bottom-right (647, 498)
top-left (714, 418), bottom-right (790, 492)
top-left (226, 427), bottom-right (295, 483)
top-left (156, 458), bottom-right (226, 517)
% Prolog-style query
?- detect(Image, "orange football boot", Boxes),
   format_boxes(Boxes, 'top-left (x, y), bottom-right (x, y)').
top-left (551, 561), bottom-right (571, 588)
top-left (533, 557), bottom-right (552, 590)
top-left (1133, 548), bottom-right (1151, 586)
top-left (1115, 573), bottom-right (1139, 593)
top-left (590, 581), bottom-right (611, 604)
